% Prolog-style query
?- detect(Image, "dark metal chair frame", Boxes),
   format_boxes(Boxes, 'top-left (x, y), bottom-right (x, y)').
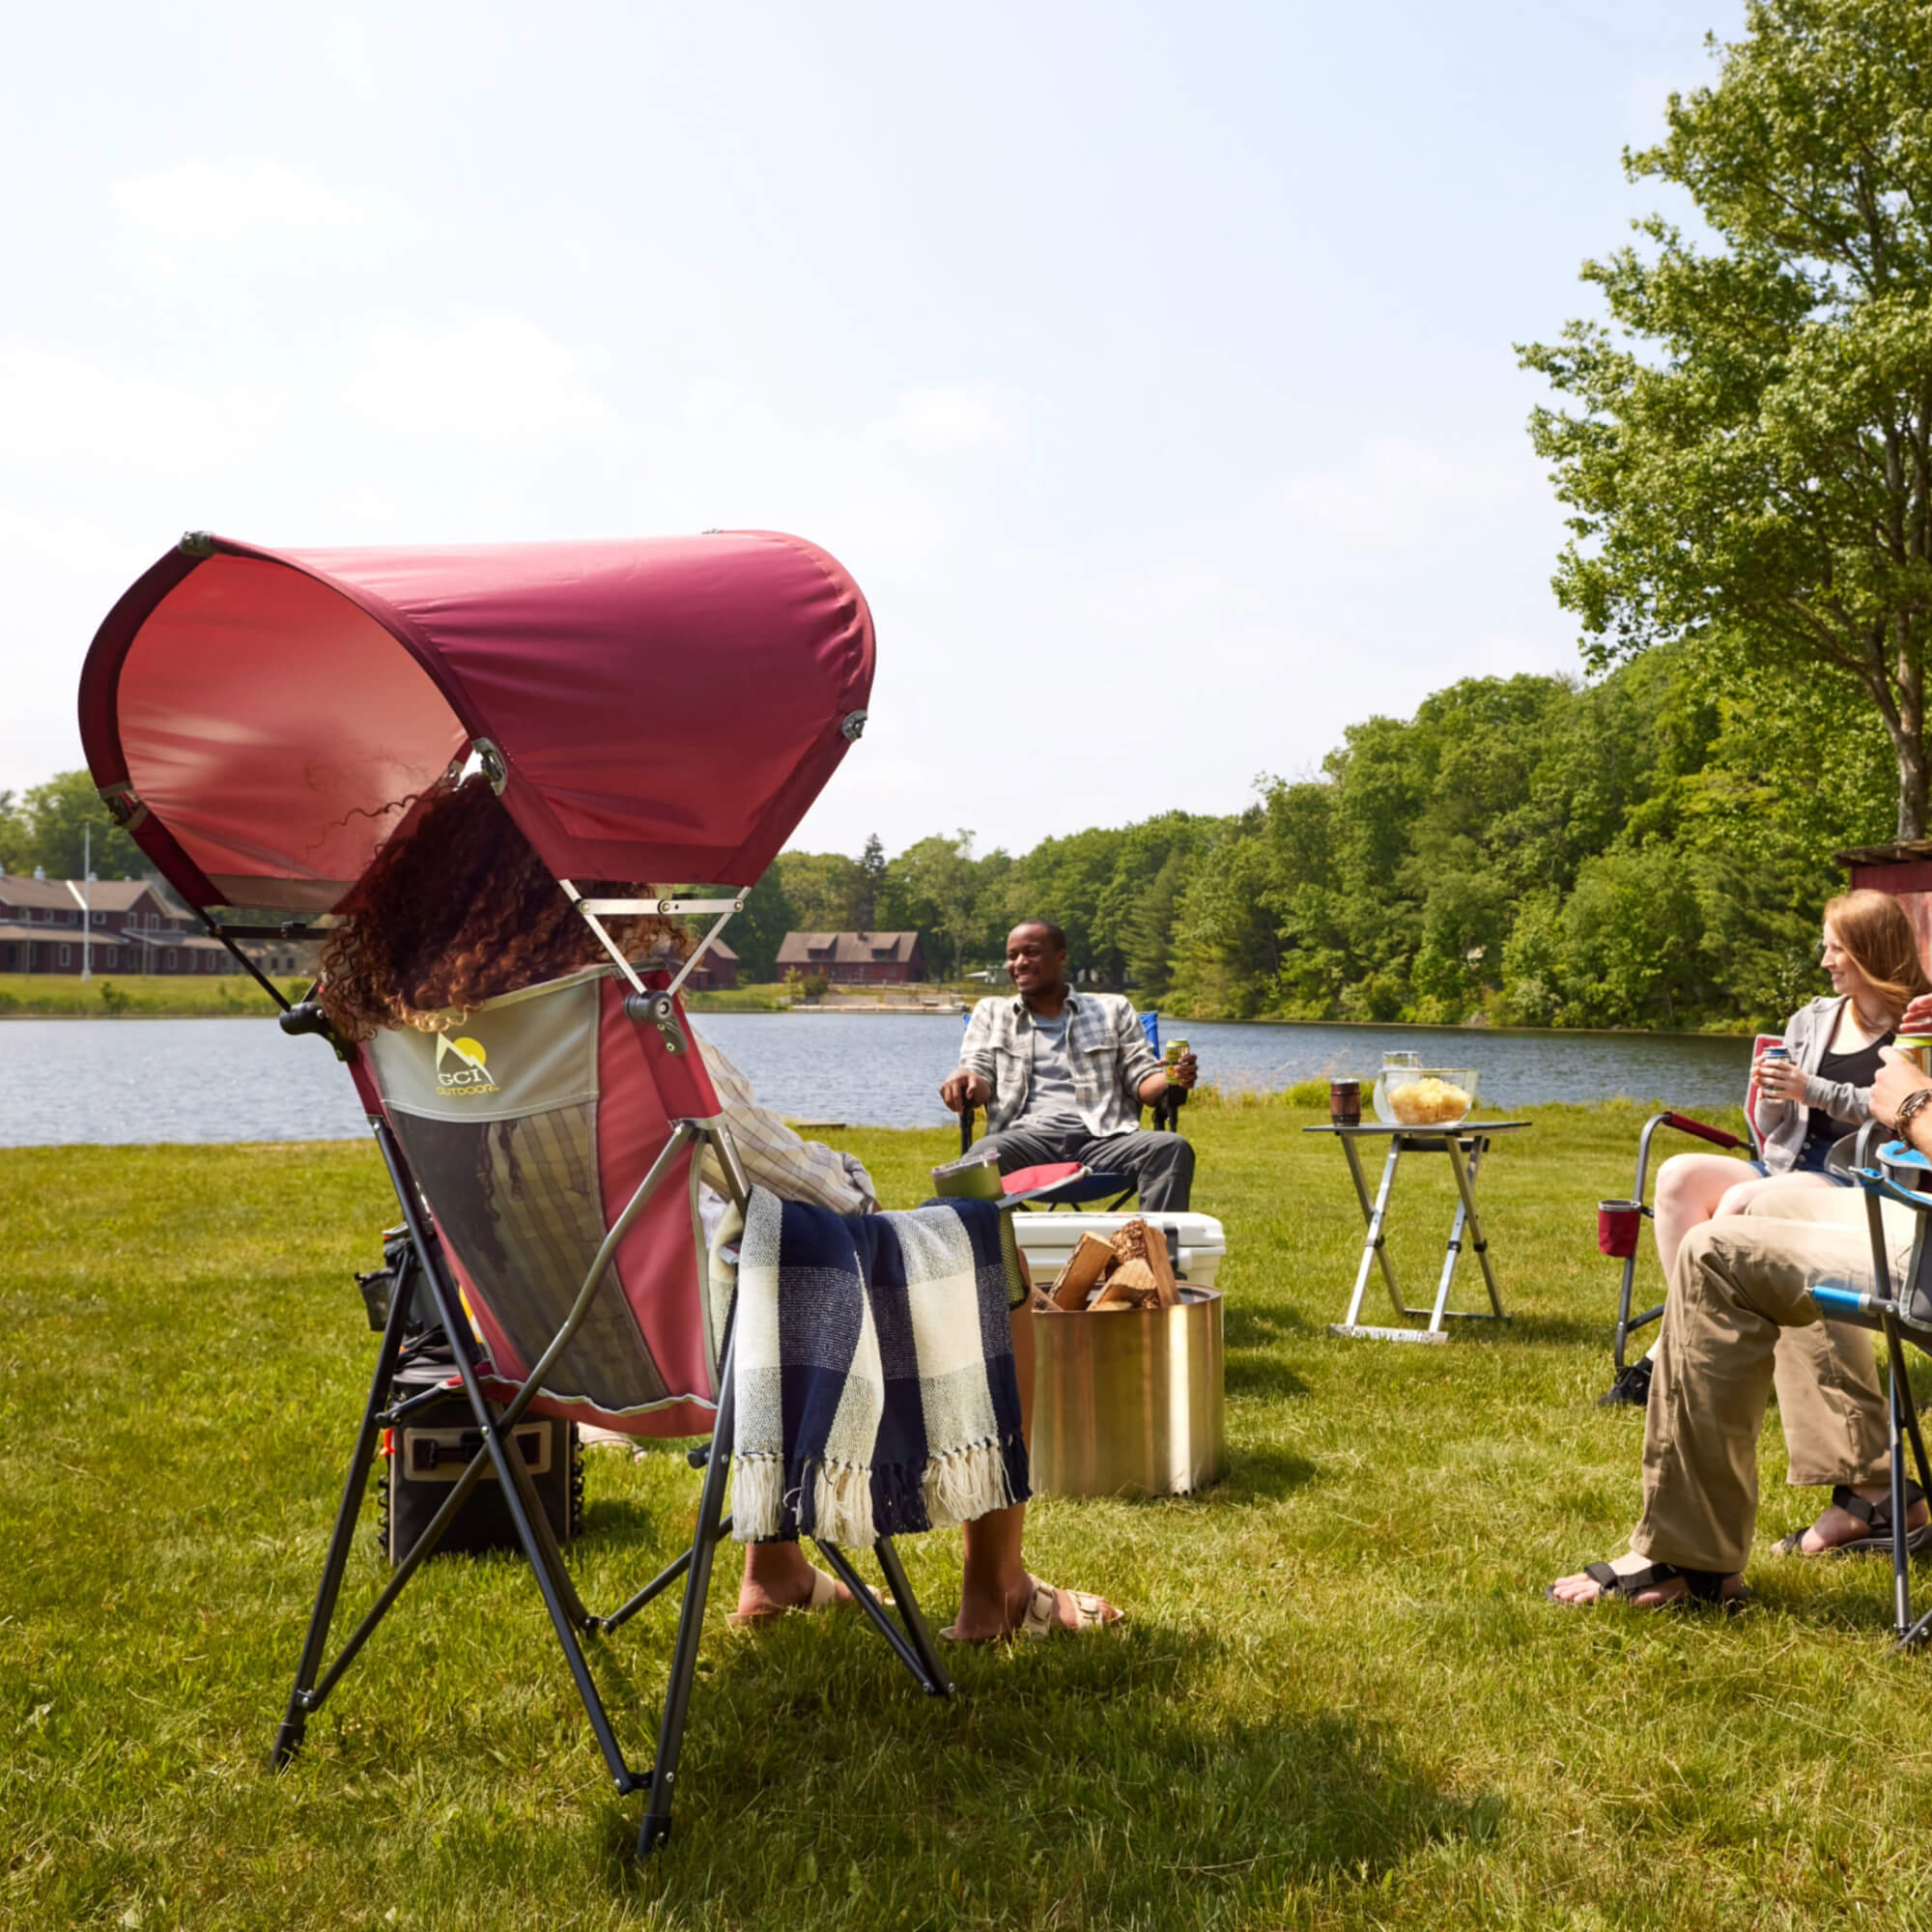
top-left (1607, 1032), bottom-right (1784, 1373)
top-left (271, 1029), bottom-right (952, 1858)
top-left (1810, 1121), bottom-right (1932, 1651)
top-left (1610, 1110), bottom-right (1753, 1371)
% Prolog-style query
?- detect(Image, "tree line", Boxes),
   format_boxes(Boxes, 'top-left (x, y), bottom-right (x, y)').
top-left (737, 636), bottom-right (1889, 1031)
top-left (4, 630), bottom-right (1892, 1031)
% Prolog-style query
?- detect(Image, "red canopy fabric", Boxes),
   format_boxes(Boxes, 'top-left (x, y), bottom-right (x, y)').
top-left (77, 529), bottom-right (874, 913)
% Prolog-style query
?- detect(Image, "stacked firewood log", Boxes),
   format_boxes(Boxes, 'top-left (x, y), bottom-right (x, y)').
top-left (1045, 1217), bottom-right (1180, 1312)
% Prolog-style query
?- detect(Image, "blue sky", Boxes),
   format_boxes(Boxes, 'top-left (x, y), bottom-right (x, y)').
top-left (0, 0), bottom-right (1744, 858)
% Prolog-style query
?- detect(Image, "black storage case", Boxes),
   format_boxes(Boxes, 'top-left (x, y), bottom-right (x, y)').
top-left (379, 1348), bottom-right (583, 1563)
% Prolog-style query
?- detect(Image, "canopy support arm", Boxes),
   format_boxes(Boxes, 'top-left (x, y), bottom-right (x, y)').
top-left (193, 907), bottom-right (294, 1012)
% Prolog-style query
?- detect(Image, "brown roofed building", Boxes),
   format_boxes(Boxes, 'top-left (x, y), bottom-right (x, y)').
top-left (0, 873), bottom-right (241, 976)
top-left (681, 937), bottom-right (739, 991)
top-left (775, 930), bottom-right (927, 984)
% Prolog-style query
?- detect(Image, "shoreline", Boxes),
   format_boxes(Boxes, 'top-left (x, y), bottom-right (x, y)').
top-left (0, 1004), bottom-right (1761, 1041)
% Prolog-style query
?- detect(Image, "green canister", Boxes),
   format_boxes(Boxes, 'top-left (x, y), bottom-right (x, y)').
top-left (1896, 1036), bottom-right (1932, 1075)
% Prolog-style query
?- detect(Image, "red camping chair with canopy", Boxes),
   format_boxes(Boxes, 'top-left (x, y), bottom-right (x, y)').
top-left (76, 528), bottom-right (948, 1857)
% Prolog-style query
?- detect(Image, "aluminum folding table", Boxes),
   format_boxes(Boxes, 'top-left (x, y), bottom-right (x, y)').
top-left (1304, 1121), bottom-right (1528, 1342)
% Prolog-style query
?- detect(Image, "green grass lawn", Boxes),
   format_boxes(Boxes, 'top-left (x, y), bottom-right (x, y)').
top-left (6, 1104), bottom-right (1931, 1930)
top-left (0, 973), bottom-right (310, 1017)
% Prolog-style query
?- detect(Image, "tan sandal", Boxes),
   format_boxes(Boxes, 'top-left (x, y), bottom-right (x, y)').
top-left (727, 1563), bottom-right (846, 1628)
top-left (941, 1577), bottom-right (1123, 1642)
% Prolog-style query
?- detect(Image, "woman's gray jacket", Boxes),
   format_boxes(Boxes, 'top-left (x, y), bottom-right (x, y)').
top-left (1753, 995), bottom-right (1878, 1170)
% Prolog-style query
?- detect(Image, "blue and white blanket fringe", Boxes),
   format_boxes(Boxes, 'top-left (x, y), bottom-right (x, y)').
top-left (724, 1188), bottom-right (1030, 1548)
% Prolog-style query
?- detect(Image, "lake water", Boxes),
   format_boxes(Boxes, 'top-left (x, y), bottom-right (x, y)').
top-left (0, 1010), bottom-right (1752, 1149)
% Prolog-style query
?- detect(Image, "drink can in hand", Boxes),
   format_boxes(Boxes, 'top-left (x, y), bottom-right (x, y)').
top-left (1896, 1036), bottom-right (1932, 1075)
top-left (1165, 1038), bottom-right (1190, 1087)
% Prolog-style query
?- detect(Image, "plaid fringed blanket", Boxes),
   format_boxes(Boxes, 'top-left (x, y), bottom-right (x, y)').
top-left (724, 1187), bottom-right (1031, 1548)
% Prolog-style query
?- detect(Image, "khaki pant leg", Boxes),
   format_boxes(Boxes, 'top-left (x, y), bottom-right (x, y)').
top-left (1740, 1186), bottom-right (1896, 1490)
top-left (1632, 1212), bottom-right (1871, 1575)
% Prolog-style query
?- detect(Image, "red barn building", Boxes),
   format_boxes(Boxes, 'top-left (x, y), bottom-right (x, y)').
top-left (0, 873), bottom-right (239, 975)
top-left (681, 937), bottom-right (739, 991)
top-left (1836, 842), bottom-right (1932, 970)
top-left (776, 930), bottom-right (927, 984)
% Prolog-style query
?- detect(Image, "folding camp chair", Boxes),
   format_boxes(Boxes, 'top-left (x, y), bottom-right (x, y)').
top-left (1810, 1122), bottom-right (1932, 1650)
top-left (1602, 1032), bottom-right (1783, 1373)
top-left (954, 1009), bottom-right (1181, 1210)
top-left (75, 526), bottom-right (943, 1855)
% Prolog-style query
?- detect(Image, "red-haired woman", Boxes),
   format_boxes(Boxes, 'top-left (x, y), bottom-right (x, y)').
top-left (320, 774), bottom-right (1119, 1640)
top-left (1603, 890), bottom-right (1932, 1413)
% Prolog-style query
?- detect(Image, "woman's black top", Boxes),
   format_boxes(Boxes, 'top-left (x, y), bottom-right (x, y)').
top-left (1804, 1028), bottom-right (1894, 1151)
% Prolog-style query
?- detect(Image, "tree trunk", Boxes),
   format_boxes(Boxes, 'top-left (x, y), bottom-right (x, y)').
top-left (1898, 731), bottom-right (1928, 841)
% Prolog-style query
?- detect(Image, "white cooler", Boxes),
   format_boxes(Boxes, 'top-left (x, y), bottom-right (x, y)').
top-left (1011, 1211), bottom-right (1226, 1290)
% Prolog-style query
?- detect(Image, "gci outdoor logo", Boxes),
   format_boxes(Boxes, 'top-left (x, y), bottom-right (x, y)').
top-left (435, 1034), bottom-right (499, 1096)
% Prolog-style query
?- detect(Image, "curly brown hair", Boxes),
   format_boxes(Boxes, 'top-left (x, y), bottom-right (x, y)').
top-left (318, 775), bottom-right (688, 1041)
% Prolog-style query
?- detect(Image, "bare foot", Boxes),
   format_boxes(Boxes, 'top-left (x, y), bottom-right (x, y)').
top-left (943, 1572), bottom-right (1122, 1641)
top-left (1789, 1486), bottom-right (1929, 1555)
top-left (732, 1553), bottom-right (851, 1626)
top-left (1548, 1549), bottom-right (1747, 1608)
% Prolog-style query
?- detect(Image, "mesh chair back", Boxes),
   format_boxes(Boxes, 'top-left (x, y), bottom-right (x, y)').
top-left (360, 966), bottom-right (724, 1435)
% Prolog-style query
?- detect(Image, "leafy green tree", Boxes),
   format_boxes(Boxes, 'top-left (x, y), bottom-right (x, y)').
top-left (0, 790), bottom-right (24, 874)
top-left (775, 850), bottom-right (864, 931)
top-left (2, 772), bottom-right (147, 878)
top-left (889, 832), bottom-right (981, 980)
top-left (1522, 0), bottom-right (1932, 836)
top-left (718, 867), bottom-right (793, 980)
top-left (854, 833), bottom-right (889, 929)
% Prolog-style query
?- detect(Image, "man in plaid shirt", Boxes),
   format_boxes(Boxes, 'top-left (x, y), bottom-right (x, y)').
top-left (941, 920), bottom-right (1199, 1210)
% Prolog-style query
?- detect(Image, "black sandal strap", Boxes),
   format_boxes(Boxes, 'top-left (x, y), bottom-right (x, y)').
top-left (1583, 1560), bottom-right (1680, 1599)
top-left (1831, 1482), bottom-right (1925, 1532)
top-left (1674, 1567), bottom-right (1732, 1604)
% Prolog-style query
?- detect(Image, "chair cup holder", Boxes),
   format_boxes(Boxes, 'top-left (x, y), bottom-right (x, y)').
top-left (1598, 1200), bottom-right (1643, 1260)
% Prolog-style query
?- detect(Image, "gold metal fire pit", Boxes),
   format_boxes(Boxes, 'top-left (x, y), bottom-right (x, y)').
top-left (1030, 1287), bottom-right (1225, 1498)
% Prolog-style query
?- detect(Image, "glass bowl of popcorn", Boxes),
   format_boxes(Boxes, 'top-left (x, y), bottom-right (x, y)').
top-left (1373, 1057), bottom-right (1478, 1127)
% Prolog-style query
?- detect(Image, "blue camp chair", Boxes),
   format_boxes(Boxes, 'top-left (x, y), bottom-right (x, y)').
top-left (956, 1009), bottom-right (1182, 1210)
top-left (1811, 1121), bottom-right (1932, 1649)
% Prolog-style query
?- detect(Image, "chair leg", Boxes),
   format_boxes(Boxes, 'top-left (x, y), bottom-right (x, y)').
top-left (872, 1536), bottom-right (952, 1696)
top-left (1887, 1320), bottom-right (1914, 1642)
top-left (812, 1539), bottom-right (952, 1697)
top-left (638, 1355), bottom-right (738, 1856)
top-left (271, 1250), bottom-right (418, 1768)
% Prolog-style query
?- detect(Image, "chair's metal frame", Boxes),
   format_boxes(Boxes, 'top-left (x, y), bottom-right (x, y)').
top-left (1609, 1110), bottom-right (1752, 1370)
top-left (270, 1002), bottom-right (952, 1857)
top-left (1608, 1035), bottom-right (1784, 1372)
top-left (1810, 1121), bottom-right (1932, 1651)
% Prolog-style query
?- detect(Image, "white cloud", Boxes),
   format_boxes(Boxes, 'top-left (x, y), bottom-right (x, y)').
top-left (341, 316), bottom-right (602, 438)
top-left (870, 382), bottom-right (1027, 456)
top-left (112, 159), bottom-right (365, 242)
top-left (1275, 438), bottom-right (1548, 545)
top-left (0, 342), bottom-right (281, 472)
top-left (0, 507), bottom-right (129, 578)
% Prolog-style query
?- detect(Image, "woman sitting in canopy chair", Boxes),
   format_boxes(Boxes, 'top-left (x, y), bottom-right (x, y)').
top-left (317, 772), bottom-right (1122, 1641)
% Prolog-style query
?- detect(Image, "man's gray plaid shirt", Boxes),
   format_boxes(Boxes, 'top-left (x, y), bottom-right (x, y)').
top-left (958, 991), bottom-right (1160, 1137)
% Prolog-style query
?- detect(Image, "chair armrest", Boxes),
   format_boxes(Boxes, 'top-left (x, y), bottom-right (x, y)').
top-left (1662, 1111), bottom-right (1745, 1151)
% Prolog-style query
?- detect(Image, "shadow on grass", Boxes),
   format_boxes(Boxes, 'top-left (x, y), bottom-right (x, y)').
top-left (1217, 1444), bottom-right (1319, 1500)
top-left (1224, 1305), bottom-right (1321, 1347)
top-left (1495, 1312), bottom-right (1619, 1350)
top-left (602, 1616), bottom-right (1494, 1922)
top-left (1226, 1350), bottom-right (1311, 1401)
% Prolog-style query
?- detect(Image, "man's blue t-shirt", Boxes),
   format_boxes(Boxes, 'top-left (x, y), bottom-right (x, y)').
top-left (1023, 1011), bottom-right (1089, 1137)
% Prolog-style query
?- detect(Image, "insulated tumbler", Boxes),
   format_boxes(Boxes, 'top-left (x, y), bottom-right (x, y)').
top-left (1598, 1199), bottom-right (1643, 1260)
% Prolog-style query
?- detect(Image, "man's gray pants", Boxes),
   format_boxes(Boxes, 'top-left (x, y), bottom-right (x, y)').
top-left (974, 1125), bottom-right (1195, 1212)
